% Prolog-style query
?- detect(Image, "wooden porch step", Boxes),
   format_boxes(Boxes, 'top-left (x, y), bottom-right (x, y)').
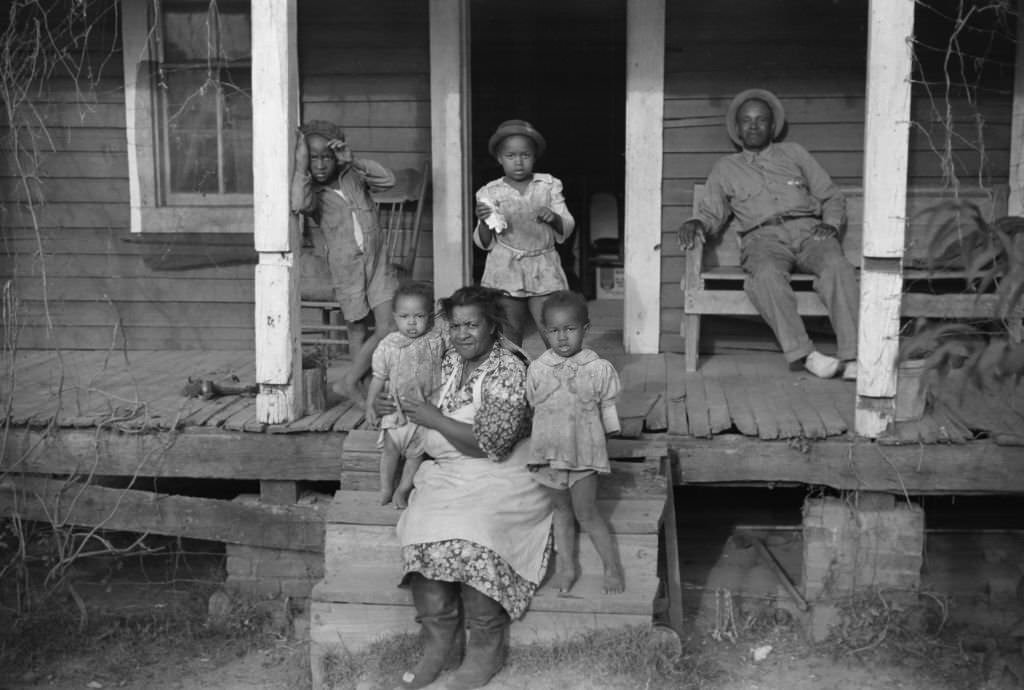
top-left (313, 567), bottom-right (654, 616)
top-left (321, 524), bottom-right (660, 596)
top-left (310, 601), bottom-right (652, 658)
top-left (326, 490), bottom-right (662, 534)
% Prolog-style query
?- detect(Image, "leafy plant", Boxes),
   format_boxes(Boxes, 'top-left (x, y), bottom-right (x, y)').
top-left (900, 203), bottom-right (1024, 388)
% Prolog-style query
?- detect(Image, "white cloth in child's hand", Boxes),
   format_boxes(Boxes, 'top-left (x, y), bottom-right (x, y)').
top-left (481, 199), bottom-right (507, 234)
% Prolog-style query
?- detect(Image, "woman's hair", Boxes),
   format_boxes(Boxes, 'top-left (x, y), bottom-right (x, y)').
top-left (540, 290), bottom-right (589, 325)
top-left (392, 280), bottom-right (434, 313)
top-left (439, 286), bottom-right (512, 337)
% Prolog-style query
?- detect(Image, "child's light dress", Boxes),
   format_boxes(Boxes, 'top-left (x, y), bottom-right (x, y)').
top-left (525, 349), bottom-right (621, 476)
top-left (372, 321), bottom-right (449, 449)
top-left (474, 174), bottom-right (575, 297)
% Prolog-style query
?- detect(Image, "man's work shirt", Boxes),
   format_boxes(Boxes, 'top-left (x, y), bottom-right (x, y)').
top-left (692, 142), bottom-right (846, 236)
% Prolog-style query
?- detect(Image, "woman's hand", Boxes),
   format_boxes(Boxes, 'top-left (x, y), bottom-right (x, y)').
top-left (373, 396), bottom-right (399, 418)
top-left (401, 398), bottom-right (446, 430)
top-left (475, 202), bottom-right (492, 222)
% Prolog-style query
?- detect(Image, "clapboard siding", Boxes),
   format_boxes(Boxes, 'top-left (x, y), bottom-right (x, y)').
top-left (2, 0), bottom-right (432, 350)
top-left (658, 0), bottom-right (1015, 347)
top-left (298, 0), bottom-right (433, 282)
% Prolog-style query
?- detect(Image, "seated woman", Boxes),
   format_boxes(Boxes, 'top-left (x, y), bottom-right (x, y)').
top-left (390, 286), bottom-right (553, 690)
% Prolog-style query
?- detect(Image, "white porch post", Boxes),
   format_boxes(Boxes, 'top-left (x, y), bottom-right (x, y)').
top-left (855, 0), bottom-right (915, 437)
top-left (1009, 8), bottom-right (1024, 216)
top-left (252, 0), bottom-right (303, 424)
top-left (429, 0), bottom-right (472, 298)
top-left (624, 0), bottom-right (665, 354)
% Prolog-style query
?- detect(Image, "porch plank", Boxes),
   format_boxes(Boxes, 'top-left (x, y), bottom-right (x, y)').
top-left (664, 354), bottom-right (689, 436)
top-left (746, 381), bottom-right (780, 440)
top-left (720, 378), bottom-right (758, 436)
top-left (787, 382), bottom-right (829, 439)
top-left (803, 385), bottom-right (849, 437)
top-left (702, 378), bottom-right (731, 434)
top-left (682, 374), bottom-right (710, 438)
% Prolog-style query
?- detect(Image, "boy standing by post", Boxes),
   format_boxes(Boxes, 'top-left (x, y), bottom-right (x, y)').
top-left (291, 120), bottom-right (398, 403)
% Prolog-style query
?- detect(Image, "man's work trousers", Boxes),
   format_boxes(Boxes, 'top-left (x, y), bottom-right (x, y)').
top-left (740, 220), bottom-right (859, 363)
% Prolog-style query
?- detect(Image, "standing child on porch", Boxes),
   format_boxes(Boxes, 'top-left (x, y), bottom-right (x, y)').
top-left (365, 281), bottom-right (449, 509)
top-left (475, 120), bottom-right (575, 346)
top-left (526, 291), bottom-right (625, 594)
top-left (291, 120), bottom-right (398, 404)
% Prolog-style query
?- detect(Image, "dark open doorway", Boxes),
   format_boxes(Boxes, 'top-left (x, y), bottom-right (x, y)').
top-left (470, 0), bottom-right (627, 299)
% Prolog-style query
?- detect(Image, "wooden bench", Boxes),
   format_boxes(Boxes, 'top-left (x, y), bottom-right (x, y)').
top-left (681, 185), bottom-right (1008, 371)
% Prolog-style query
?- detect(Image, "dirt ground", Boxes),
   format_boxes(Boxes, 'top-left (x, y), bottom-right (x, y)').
top-left (3, 539), bottom-right (1022, 689)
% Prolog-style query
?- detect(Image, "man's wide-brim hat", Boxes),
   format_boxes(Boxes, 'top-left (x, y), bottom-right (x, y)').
top-left (725, 89), bottom-right (786, 147)
top-left (488, 119), bottom-right (546, 157)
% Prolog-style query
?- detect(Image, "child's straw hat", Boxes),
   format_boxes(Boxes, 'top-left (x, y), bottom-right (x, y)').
top-left (488, 119), bottom-right (546, 157)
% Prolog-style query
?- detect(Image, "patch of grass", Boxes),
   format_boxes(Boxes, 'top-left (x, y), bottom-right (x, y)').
top-left (0, 583), bottom-right (302, 686)
top-left (320, 626), bottom-right (722, 690)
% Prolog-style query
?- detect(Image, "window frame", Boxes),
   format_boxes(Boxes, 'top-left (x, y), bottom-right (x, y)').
top-left (122, 0), bottom-right (253, 234)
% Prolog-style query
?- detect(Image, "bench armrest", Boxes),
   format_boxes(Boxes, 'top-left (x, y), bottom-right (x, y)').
top-left (682, 236), bottom-right (705, 301)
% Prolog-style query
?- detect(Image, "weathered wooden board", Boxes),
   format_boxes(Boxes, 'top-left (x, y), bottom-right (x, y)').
top-left (1, 428), bottom-right (347, 480)
top-left (309, 601), bottom-right (651, 658)
top-left (0, 476), bottom-right (325, 551)
top-left (671, 436), bottom-right (1024, 494)
top-left (326, 490), bottom-right (661, 535)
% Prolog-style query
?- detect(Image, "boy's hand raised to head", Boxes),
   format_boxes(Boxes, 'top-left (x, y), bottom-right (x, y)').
top-left (328, 138), bottom-right (353, 165)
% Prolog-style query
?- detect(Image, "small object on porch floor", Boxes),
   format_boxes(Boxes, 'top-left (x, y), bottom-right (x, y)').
top-left (181, 375), bottom-right (259, 400)
top-left (804, 351), bottom-right (840, 379)
top-left (842, 361), bottom-right (858, 381)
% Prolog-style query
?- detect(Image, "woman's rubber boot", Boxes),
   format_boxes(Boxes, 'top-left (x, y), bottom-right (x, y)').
top-left (396, 575), bottom-right (462, 689)
top-left (445, 585), bottom-right (510, 690)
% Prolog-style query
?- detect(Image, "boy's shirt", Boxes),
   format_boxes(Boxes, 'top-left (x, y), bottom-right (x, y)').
top-left (292, 159), bottom-right (395, 252)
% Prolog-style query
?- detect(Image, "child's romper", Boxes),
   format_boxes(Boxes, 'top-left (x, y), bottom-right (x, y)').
top-left (294, 160), bottom-right (397, 321)
top-left (525, 348), bottom-right (621, 490)
top-left (474, 174), bottom-right (575, 297)
top-left (372, 320), bottom-right (449, 452)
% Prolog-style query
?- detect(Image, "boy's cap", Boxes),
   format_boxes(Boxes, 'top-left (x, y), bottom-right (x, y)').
top-left (725, 88), bottom-right (786, 147)
top-left (301, 120), bottom-right (344, 140)
top-left (488, 119), bottom-right (546, 157)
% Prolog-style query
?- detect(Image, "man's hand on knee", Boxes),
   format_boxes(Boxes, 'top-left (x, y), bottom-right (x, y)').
top-left (810, 223), bottom-right (839, 240)
top-left (678, 219), bottom-right (707, 251)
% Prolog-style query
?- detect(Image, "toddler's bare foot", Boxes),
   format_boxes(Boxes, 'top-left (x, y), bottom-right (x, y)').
top-left (379, 490), bottom-right (393, 506)
top-left (552, 563), bottom-right (577, 593)
top-left (393, 486), bottom-right (411, 509)
top-left (603, 565), bottom-right (625, 594)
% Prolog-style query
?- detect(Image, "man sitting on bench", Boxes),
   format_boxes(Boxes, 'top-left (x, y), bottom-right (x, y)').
top-left (678, 88), bottom-right (858, 380)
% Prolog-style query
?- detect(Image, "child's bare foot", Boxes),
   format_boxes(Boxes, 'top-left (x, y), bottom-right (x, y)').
top-left (603, 565), bottom-right (625, 594)
top-left (379, 489), bottom-right (393, 506)
top-left (553, 563), bottom-right (577, 593)
top-left (393, 486), bottom-right (411, 509)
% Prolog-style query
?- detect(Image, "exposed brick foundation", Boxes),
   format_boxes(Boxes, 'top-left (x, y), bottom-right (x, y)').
top-left (225, 543), bottom-right (324, 599)
top-left (802, 495), bottom-right (924, 602)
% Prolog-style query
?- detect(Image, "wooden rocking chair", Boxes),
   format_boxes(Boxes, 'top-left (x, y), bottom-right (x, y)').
top-left (300, 161), bottom-right (431, 356)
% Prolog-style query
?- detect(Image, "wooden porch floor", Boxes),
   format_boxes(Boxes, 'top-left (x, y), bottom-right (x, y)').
top-left (5, 346), bottom-right (1017, 445)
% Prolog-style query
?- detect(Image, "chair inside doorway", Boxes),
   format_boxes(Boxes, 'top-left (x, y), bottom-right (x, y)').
top-left (300, 161), bottom-right (431, 358)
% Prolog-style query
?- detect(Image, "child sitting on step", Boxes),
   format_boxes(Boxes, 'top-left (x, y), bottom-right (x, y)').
top-left (365, 281), bottom-right (448, 508)
top-left (526, 290), bottom-right (625, 594)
